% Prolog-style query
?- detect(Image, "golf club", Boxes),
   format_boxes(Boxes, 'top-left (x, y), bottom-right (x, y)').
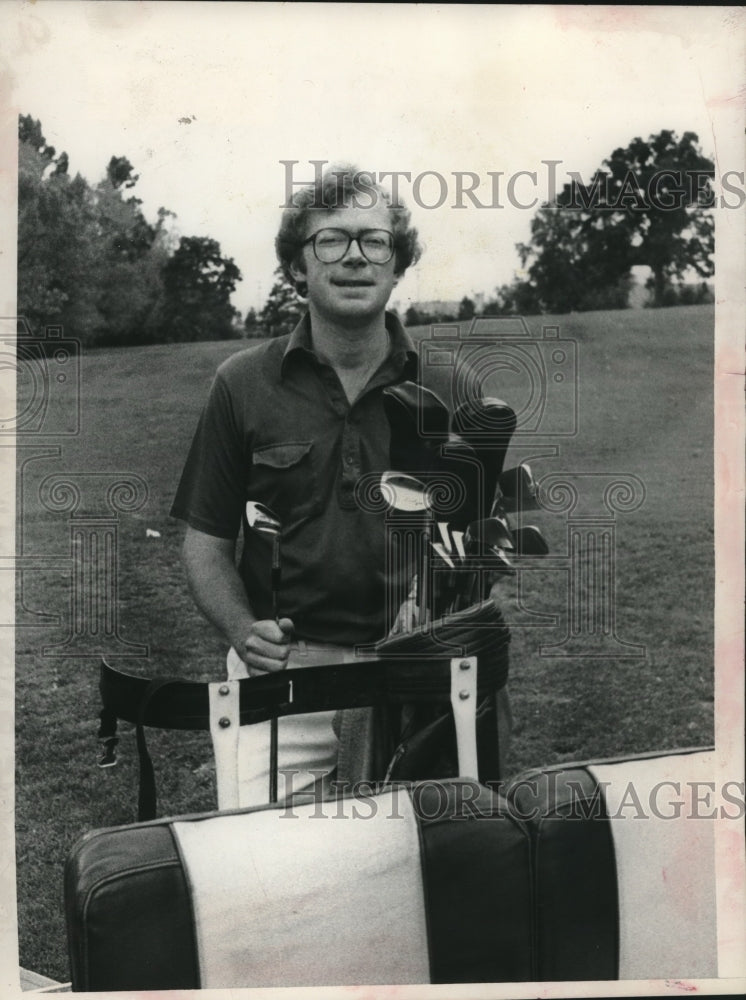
top-left (431, 540), bottom-right (457, 618)
top-left (382, 381), bottom-right (450, 473)
top-left (451, 397), bottom-right (517, 519)
top-left (432, 540), bottom-right (456, 568)
top-left (461, 518), bottom-right (518, 607)
top-left (428, 433), bottom-right (482, 533)
top-left (380, 471), bottom-right (434, 625)
top-left (451, 529), bottom-right (467, 562)
top-left (436, 521), bottom-right (453, 554)
top-left (245, 500), bottom-right (282, 803)
top-left (512, 524), bottom-right (550, 556)
top-left (464, 516), bottom-right (515, 553)
top-left (481, 545), bottom-right (516, 599)
top-left (492, 463), bottom-right (540, 515)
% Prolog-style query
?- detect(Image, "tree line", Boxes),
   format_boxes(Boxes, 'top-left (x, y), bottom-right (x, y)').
top-left (18, 115), bottom-right (242, 346)
top-left (19, 118), bottom-right (715, 348)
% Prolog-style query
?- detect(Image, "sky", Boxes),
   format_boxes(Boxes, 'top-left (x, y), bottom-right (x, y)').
top-left (1, 3), bottom-right (744, 316)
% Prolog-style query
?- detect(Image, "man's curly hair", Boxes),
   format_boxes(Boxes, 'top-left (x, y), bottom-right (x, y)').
top-left (275, 163), bottom-right (423, 296)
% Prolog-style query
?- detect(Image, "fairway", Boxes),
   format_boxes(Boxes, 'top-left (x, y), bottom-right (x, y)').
top-left (15, 304), bottom-right (714, 981)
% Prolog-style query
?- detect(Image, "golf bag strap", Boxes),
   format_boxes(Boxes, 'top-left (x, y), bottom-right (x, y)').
top-left (99, 650), bottom-right (508, 731)
top-left (209, 680), bottom-right (241, 811)
top-left (99, 649), bottom-right (508, 819)
top-left (136, 677), bottom-right (183, 822)
top-left (450, 657), bottom-right (478, 779)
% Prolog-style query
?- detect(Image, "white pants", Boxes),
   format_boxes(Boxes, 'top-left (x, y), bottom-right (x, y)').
top-left (226, 642), bottom-right (360, 807)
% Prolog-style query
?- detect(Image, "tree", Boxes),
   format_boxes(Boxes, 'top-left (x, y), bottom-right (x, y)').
top-left (162, 236), bottom-right (242, 341)
top-left (106, 155), bottom-right (139, 190)
top-left (18, 114), bottom-right (58, 165)
top-left (18, 117), bottom-right (106, 341)
top-left (458, 296), bottom-right (476, 320)
top-left (517, 130), bottom-right (714, 311)
top-left (601, 131), bottom-right (714, 305)
top-left (258, 268), bottom-right (305, 338)
top-left (17, 113), bottom-right (246, 346)
top-left (404, 305), bottom-right (422, 327)
top-left (244, 307), bottom-right (260, 337)
top-left (88, 158), bottom-right (170, 344)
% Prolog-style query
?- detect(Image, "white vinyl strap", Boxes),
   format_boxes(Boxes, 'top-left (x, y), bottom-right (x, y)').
top-left (450, 656), bottom-right (478, 779)
top-left (208, 680), bottom-right (240, 810)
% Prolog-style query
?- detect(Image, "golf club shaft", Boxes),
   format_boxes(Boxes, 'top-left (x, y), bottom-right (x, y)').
top-left (269, 535), bottom-right (281, 803)
top-left (245, 501), bottom-right (283, 806)
top-left (419, 516), bottom-right (432, 626)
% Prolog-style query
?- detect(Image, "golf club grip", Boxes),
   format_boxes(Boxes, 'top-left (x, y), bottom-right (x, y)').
top-left (269, 717), bottom-right (278, 803)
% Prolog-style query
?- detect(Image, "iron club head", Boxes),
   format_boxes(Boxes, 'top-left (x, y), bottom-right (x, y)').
top-left (245, 501), bottom-right (281, 537)
top-left (464, 516), bottom-right (515, 553)
top-left (380, 471), bottom-right (432, 514)
top-left (512, 525), bottom-right (549, 556)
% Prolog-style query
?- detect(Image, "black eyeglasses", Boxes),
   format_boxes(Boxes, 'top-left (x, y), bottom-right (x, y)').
top-left (303, 228), bottom-right (395, 264)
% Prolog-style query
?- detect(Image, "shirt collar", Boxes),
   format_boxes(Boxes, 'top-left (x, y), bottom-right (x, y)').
top-left (281, 311), bottom-right (418, 381)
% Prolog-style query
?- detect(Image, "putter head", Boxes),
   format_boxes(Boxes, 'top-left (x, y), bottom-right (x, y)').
top-left (512, 525), bottom-right (549, 556)
top-left (464, 516), bottom-right (515, 553)
top-left (383, 381), bottom-right (450, 473)
top-left (380, 471), bottom-right (431, 514)
top-left (245, 501), bottom-right (281, 537)
top-left (492, 463), bottom-right (540, 514)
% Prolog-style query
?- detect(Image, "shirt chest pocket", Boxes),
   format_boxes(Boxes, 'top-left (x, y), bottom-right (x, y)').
top-left (250, 441), bottom-right (322, 524)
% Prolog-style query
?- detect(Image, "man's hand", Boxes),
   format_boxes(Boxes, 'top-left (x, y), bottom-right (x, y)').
top-left (240, 617), bottom-right (295, 675)
top-left (182, 528), bottom-right (295, 675)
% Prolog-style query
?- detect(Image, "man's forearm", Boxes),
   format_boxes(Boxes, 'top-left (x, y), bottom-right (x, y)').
top-left (182, 527), bottom-right (256, 652)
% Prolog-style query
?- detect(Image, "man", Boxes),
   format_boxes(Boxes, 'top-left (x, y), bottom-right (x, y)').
top-left (171, 165), bottom-right (424, 803)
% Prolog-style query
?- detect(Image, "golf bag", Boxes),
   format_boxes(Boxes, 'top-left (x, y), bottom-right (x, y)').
top-left (504, 745), bottom-right (718, 981)
top-left (65, 780), bottom-right (534, 990)
top-left (98, 600), bottom-right (511, 819)
top-left (65, 747), bottom-right (717, 989)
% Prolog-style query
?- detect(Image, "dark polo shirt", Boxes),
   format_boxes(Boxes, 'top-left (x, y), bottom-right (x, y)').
top-left (171, 311), bottom-right (418, 645)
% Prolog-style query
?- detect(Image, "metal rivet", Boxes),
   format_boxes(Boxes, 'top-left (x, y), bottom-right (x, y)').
top-left (219, 717), bottom-right (231, 728)
top-left (460, 660), bottom-right (471, 671)
top-left (459, 690), bottom-right (470, 701)
top-left (219, 684), bottom-right (230, 696)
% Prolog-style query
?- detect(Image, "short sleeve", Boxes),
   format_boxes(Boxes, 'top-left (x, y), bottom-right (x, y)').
top-left (170, 372), bottom-right (249, 539)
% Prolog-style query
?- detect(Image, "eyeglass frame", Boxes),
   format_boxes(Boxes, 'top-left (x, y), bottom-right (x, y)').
top-left (302, 227), bottom-right (396, 265)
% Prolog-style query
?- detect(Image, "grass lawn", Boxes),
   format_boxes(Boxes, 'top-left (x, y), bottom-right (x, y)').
top-left (15, 304), bottom-right (714, 980)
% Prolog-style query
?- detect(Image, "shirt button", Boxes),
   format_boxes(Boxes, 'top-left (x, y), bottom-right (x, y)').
top-left (344, 456), bottom-right (353, 465)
